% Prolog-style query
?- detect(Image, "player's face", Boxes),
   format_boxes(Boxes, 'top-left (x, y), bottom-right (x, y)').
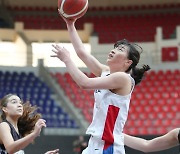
top-left (3, 95), bottom-right (23, 118)
top-left (107, 44), bottom-right (130, 66)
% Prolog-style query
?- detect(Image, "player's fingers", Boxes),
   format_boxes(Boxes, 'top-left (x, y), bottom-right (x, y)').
top-left (52, 49), bottom-right (58, 54)
top-left (52, 44), bottom-right (60, 50)
top-left (50, 55), bottom-right (58, 57)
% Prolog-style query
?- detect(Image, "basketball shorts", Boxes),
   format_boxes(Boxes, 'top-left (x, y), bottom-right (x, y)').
top-left (82, 136), bottom-right (125, 154)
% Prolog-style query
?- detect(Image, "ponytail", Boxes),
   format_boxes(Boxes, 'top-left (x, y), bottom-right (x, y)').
top-left (131, 65), bottom-right (150, 85)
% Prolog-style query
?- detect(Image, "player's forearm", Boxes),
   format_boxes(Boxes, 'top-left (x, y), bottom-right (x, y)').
top-left (65, 59), bottom-right (90, 89)
top-left (6, 133), bottom-right (36, 154)
top-left (66, 23), bottom-right (87, 57)
top-left (124, 134), bottom-right (149, 152)
top-left (124, 134), bottom-right (176, 153)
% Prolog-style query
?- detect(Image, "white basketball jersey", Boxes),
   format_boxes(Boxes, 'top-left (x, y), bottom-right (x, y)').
top-left (86, 71), bottom-right (135, 146)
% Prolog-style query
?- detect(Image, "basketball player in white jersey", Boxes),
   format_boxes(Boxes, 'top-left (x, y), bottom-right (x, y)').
top-left (51, 17), bottom-right (150, 154)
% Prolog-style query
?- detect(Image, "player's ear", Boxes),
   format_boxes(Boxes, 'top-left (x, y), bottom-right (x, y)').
top-left (126, 59), bottom-right (133, 67)
top-left (2, 107), bottom-right (8, 113)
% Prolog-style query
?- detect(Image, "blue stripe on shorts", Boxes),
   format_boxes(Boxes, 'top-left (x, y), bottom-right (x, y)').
top-left (103, 144), bottom-right (114, 154)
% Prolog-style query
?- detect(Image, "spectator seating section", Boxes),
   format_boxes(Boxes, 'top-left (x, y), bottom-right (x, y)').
top-left (7, 4), bottom-right (180, 43)
top-left (77, 13), bottom-right (180, 43)
top-left (52, 72), bottom-right (95, 123)
top-left (53, 69), bottom-right (180, 135)
top-left (0, 71), bottom-right (79, 128)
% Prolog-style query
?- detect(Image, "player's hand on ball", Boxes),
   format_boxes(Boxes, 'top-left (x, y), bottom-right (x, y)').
top-left (58, 9), bottom-right (77, 24)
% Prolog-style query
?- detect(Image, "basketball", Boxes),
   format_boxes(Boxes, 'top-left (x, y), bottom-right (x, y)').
top-left (58, 0), bottom-right (88, 19)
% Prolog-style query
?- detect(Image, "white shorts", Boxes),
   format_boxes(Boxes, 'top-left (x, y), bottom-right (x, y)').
top-left (82, 136), bottom-right (125, 154)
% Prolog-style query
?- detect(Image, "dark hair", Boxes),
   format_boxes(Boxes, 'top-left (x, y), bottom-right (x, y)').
top-left (0, 94), bottom-right (41, 137)
top-left (18, 102), bottom-right (41, 137)
top-left (114, 39), bottom-right (150, 85)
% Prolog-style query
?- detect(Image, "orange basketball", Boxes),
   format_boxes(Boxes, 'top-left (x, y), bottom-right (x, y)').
top-left (58, 0), bottom-right (88, 19)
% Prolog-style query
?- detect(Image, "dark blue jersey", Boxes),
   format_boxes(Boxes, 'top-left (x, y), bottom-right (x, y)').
top-left (0, 120), bottom-right (21, 154)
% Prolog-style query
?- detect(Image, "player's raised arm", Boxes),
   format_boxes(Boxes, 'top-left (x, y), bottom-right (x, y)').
top-left (58, 10), bottom-right (108, 77)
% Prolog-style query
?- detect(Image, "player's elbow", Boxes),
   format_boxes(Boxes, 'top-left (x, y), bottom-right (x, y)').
top-left (6, 147), bottom-right (15, 154)
top-left (141, 141), bottom-right (151, 153)
top-left (78, 80), bottom-right (91, 90)
top-left (6, 144), bottom-right (22, 154)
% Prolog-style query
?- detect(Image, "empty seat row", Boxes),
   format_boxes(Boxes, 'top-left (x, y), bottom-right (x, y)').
top-left (7, 3), bottom-right (180, 12)
top-left (10, 9), bottom-right (180, 42)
